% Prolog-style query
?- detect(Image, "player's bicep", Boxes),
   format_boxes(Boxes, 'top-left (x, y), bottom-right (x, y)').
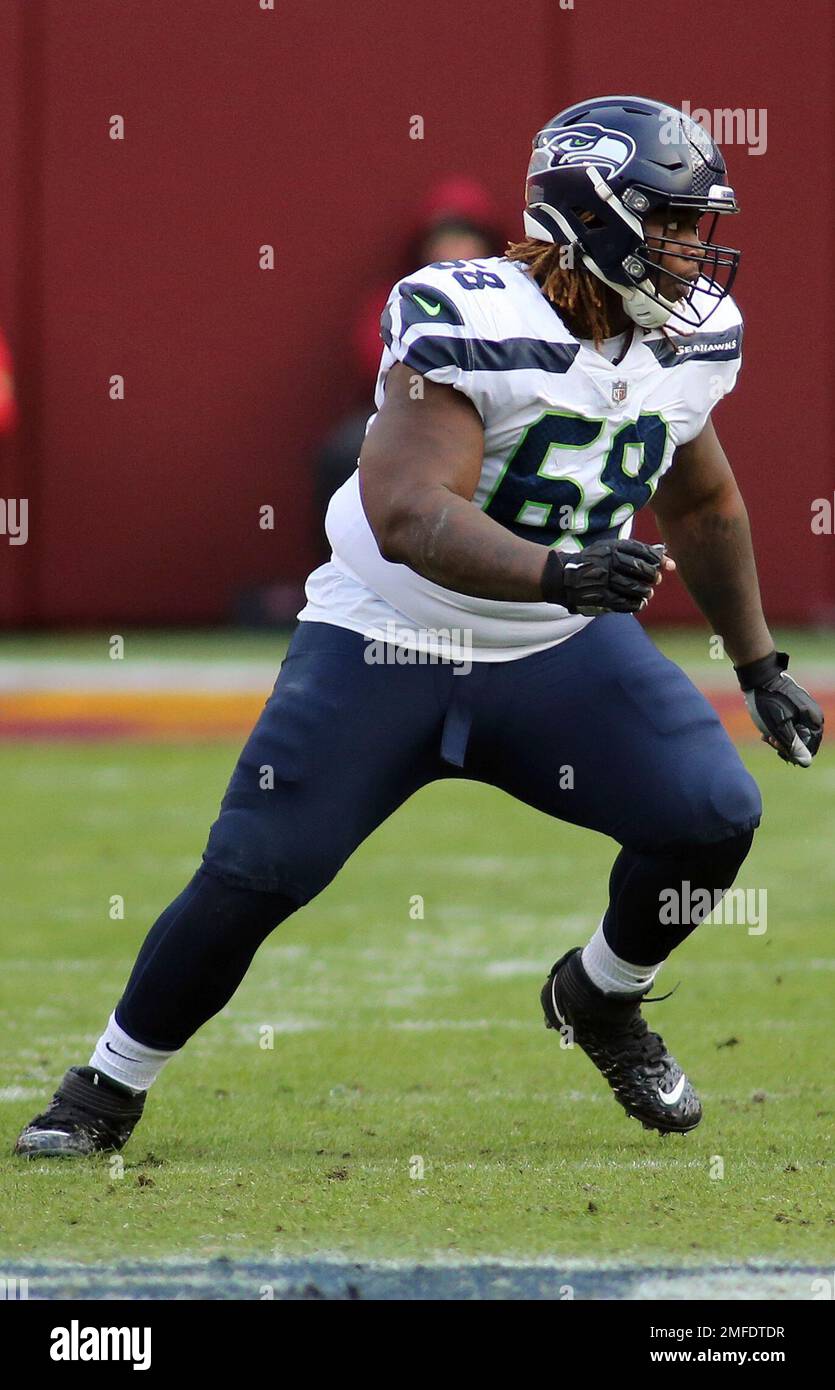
top-left (359, 362), bottom-right (484, 558)
top-left (651, 417), bottom-right (740, 524)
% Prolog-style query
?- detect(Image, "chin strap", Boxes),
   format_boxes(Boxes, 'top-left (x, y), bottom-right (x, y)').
top-left (581, 252), bottom-right (680, 329)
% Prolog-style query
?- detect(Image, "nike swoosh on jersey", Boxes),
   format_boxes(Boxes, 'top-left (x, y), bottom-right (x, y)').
top-left (658, 1074), bottom-right (687, 1106)
top-left (411, 293), bottom-right (442, 317)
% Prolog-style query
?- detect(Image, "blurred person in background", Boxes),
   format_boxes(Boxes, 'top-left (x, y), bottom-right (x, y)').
top-left (240, 178), bottom-right (506, 623)
top-left (313, 176), bottom-right (506, 551)
top-left (0, 325), bottom-right (18, 438)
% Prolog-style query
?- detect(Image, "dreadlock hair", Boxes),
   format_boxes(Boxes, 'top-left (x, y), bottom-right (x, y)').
top-left (504, 234), bottom-right (617, 346)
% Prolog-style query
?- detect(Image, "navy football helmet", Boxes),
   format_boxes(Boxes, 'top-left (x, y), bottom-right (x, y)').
top-left (523, 95), bottom-right (740, 329)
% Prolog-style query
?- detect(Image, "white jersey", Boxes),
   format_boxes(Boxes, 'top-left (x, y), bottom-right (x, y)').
top-left (300, 256), bottom-right (743, 661)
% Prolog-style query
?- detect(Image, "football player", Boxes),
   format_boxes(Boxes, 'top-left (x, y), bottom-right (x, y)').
top-left (16, 96), bottom-right (823, 1156)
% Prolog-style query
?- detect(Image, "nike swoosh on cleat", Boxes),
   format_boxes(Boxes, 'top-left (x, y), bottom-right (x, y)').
top-left (658, 1074), bottom-right (687, 1106)
top-left (550, 977), bottom-right (568, 1030)
top-left (412, 293), bottom-right (442, 316)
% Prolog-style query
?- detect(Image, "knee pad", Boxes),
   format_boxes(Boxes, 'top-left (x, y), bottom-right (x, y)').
top-left (201, 804), bottom-right (347, 905)
top-left (696, 759), bottom-right (762, 847)
top-left (640, 755), bottom-right (762, 853)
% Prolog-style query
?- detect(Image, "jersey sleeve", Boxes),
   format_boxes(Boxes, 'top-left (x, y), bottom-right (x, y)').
top-left (669, 294), bottom-right (744, 444)
top-left (376, 262), bottom-right (499, 420)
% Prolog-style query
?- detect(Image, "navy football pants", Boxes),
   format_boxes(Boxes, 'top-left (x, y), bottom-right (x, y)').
top-left (117, 615), bottom-right (761, 1050)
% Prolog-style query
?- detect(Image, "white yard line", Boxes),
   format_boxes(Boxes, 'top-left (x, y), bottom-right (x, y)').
top-left (0, 657), bottom-right (830, 695)
top-left (0, 1256), bottom-right (827, 1300)
top-left (0, 660), bottom-right (279, 693)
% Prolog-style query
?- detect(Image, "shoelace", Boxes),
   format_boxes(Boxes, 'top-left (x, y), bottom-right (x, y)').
top-left (31, 1085), bottom-right (115, 1133)
top-left (34, 1096), bottom-right (94, 1128)
top-left (581, 1008), bottom-right (668, 1077)
top-left (642, 982), bottom-right (680, 1004)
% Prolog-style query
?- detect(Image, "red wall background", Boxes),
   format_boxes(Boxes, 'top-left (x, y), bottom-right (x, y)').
top-left (0, 0), bottom-right (832, 625)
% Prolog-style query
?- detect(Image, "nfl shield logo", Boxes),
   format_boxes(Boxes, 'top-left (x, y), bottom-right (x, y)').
top-left (612, 379), bottom-right (628, 404)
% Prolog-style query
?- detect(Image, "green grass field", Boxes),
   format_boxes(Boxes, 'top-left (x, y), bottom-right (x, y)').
top-left (0, 630), bottom-right (833, 1279)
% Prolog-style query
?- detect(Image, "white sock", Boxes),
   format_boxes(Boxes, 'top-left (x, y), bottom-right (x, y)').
top-left (89, 1013), bottom-right (178, 1093)
top-left (581, 922), bottom-right (663, 996)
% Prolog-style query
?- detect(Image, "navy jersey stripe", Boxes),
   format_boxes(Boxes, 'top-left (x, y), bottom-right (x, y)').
top-left (644, 324), bottom-right (743, 367)
top-left (402, 336), bottom-right (580, 375)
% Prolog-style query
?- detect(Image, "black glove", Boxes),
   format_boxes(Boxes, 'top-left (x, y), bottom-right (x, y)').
top-left (735, 649), bottom-right (824, 768)
top-left (541, 538), bottom-right (664, 616)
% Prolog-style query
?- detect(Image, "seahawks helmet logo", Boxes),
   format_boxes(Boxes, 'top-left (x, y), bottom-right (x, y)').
top-left (529, 123), bottom-right (637, 179)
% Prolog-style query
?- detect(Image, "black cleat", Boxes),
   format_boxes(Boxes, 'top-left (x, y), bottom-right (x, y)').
top-left (541, 948), bottom-right (702, 1134)
top-left (14, 1066), bottom-right (146, 1158)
